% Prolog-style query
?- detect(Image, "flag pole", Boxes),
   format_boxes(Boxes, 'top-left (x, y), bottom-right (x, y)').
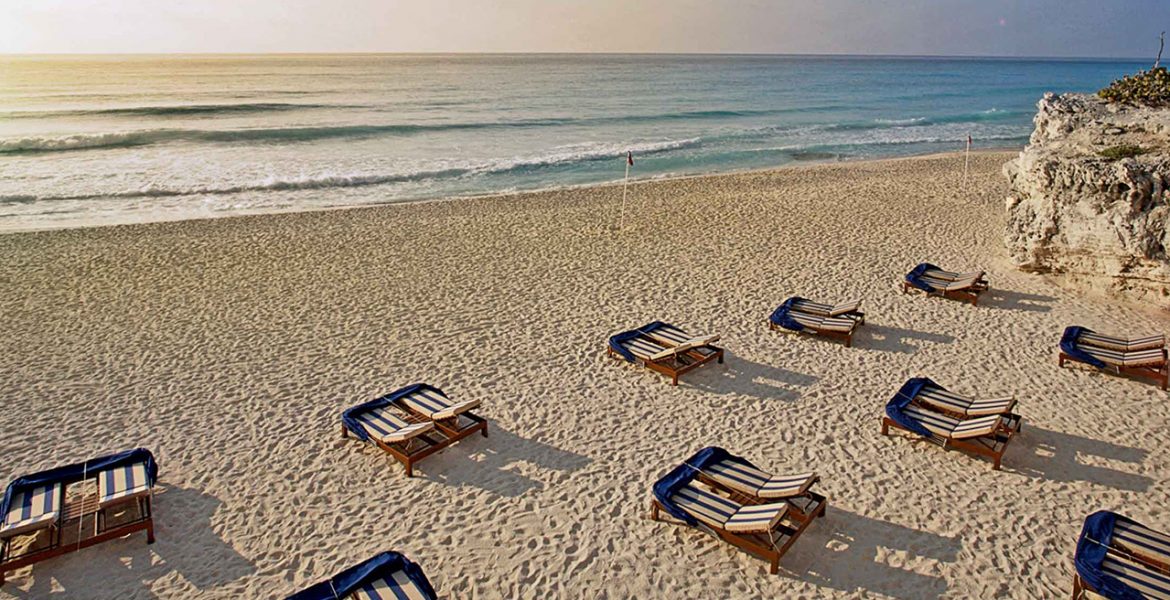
top-left (617, 150), bottom-right (632, 231)
top-left (964, 134), bottom-right (971, 180)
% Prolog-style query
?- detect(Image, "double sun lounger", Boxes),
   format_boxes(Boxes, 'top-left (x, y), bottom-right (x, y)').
top-left (769, 297), bottom-right (865, 347)
top-left (608, 321), bottom-right (724, 385)
top-left (1, 448), bottom-right (158, 585)
top-left (903, 263), bottom-right (989, 306)
top-left (1073, 511), bottom-right (1170, 599)
top-left (288, 551), bottom-right (438, 600)
top-left (882, 378), bottom-right (1021, 469)
top-left (651, 447), bottom-right (827, 574)
top-left (342, 384), bottom-right (488, 476)
top-left (1060, 326), bottom-right (1169, 390)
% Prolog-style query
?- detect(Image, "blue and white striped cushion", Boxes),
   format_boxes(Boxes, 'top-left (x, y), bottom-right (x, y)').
top-left (399, 388), bottom-right (480, 420)
top-left (1100, 551), bottom-right (1170, 599)
top-left (1079, 331), bottom-right (1165, 352)
top-left (787, 309), bottom-right (855, 333)
top-left (917, 385), bottom-right (1014, 417)
top-left (1076, 344), bottom-right (1167, 368)
top-left (673, 483), bottom-right (737, 528)
top-left (1, 483), bottom-right (61, 538)
top-left (358, 406), bottom-right (434, 444)
top-left (704, 460), bottom-right (816, 499)
top-left (902, 405), bottom-right (999, 440)
top-left (97, 462), bottom-right (152, 507)
top-left (924, 267), bottom-right (984, 281)
top-left (671, 482), bottom-right (787, 533)
top-left (644, 326), bottom-right (719, 357)
top-left (620, 336), bottom-right (668, 361)
top-left (346, 571), bottom-right (432, 600)
top-left (1115, 520), bottom-right (1170, 566)
top-left (725, 502), bottom-right (788, 533)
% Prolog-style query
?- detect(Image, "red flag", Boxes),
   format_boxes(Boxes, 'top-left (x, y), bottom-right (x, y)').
top-left (627, 151), bottom-right (634, 166)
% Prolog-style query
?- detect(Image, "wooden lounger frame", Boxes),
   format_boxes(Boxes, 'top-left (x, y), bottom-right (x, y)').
top-left (648, 484), bottom-right (822, 575)
top-left (901, 277), bottom-right (989, 306)
top-left (343, 401), bottom-right (488, 477)
top-left (608, 339), bottom-right (724, 386)
top-left (881, 412), bottom-right (1020, 470)
top-left (1058, 349), bottom-right (1169, 391)
top-left (1, 482), bottom-right (154, 585)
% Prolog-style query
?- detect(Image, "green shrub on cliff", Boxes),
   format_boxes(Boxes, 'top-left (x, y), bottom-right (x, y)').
top-left (1099, 144), bottom-right (1147, 160)
top-left (1099, 67), bottom-right (1170, 107)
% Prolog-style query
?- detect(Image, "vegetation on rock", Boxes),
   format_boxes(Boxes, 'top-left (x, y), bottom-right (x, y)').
top-left (1098, 144), bottom-right (1148, 160)
top-left (1099, 67), bottom-right (1170, 107)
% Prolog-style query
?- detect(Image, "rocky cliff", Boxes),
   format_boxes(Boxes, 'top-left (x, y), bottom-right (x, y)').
top-left (1004, 92), bottom-right (1170, 306)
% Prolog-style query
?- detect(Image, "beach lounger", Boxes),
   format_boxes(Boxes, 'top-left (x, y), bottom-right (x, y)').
top-left (769, 296), bottom-right (863, 347)
top-left (287, 551), bottom-right (438, 600)
top-left (902, 262), bottom-right (988, 305)
top-left (685, 447), bottom-right (827, 521)
top-left (650, 456), bottom-right (818, 574)
top-left (1060, 326), bottom-right (1169, 390)
top-left (898, 377), bottom-right (1017, 418)
top-left (608, 321), bottom-right (724, 385)
top-left (390, 383), bottom-right (488, 443)
top-left (342, 391), bottom-right (460, 477)
top-left (882, 379), bottom-right (1020, 469)
top-left (1073, 511), bottom-right (1170, 599)
top-left (1, 449), bottom-right (157, 586)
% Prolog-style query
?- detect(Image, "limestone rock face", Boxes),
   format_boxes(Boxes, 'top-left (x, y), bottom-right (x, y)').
top-left (1004, 92), bottom-right (1170, 306)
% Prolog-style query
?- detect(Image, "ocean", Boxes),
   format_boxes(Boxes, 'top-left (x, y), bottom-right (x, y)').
top-left (0, 54), bottom-right (1146, 231)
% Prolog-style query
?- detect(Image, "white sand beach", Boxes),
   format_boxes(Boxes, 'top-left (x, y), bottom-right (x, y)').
top-left (1, 151), bottom-right (1168, 599)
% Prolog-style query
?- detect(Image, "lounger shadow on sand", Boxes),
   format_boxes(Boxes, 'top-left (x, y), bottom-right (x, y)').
top-left (789, 508), bottom-right (961, 599)
top-left (1009, 424), bottom-right (1153, 493)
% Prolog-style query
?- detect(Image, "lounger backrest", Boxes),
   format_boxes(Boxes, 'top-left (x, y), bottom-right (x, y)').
top-left (645, 324), bottom-right (695, 346)
top-left (620, 336), bottom-right (668, 360)
top-left (399, 387), bottom-right (456, 416)
top-left (97, 461), bottom-right (151, 507)
top-left (1078, 331), bottom-right (1166, 353)
top-left (359, 406), bottom-right (414, 437)
top-left (828, 300), bottom-right (861, 317)
top-left (916, 385), bottom-right (973, 412)
top-left (346, 571), bottom-right (433, 600)
top-left (1078, 344), bottom-right (1167, 368)
top-left (671, 482), bottom-right (739, 528)
top-left (789, 309), bottom-right (855, 332)
top-left (1098, 551), bottom-right (1170, 600)
top-left (704, 460), bottom-right (771, 495)
top-left (1, 483), bottom-right (61, 538)
top-left (925, 268), bottom-right (984, 281)
top-left (1114, 519), bottom-right (1170, 568)
top-left (901, 404), bottom-right (999, 439)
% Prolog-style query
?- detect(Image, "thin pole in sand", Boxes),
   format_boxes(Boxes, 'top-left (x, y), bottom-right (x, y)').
top-left (617, 151), bottom-right (633, 231)
top-left (964, 134), bottom-right (971, 180)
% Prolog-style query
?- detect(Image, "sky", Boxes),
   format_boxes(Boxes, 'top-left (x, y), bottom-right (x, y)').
top-left (2, 0), bottom-right (1168, 58)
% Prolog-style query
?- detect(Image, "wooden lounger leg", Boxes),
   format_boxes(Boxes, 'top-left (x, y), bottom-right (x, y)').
top-left (650, 501), bottom-right (660, 521)
top-left (770, 554), bottom-right (779, 575)
top-left (880, 418), bottom-right (889, 436)
top-left (671, 374), bottom-right (679, 386)
top-left (405, 458), bottom-right (414, 478)
top-left (146, 518), bottom-right (156, 544)
top-left (341, 425), bottom-right (349, 438)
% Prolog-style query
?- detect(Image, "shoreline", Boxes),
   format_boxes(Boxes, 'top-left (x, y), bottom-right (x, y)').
top-left (0, 146), bottom-right (1020, 236)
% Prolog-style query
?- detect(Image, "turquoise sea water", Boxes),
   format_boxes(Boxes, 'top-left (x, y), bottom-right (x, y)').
top-left (0, 54), bottom-right (1147, 230)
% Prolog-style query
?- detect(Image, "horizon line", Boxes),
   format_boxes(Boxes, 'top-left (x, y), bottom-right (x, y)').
top-left (0, 50), bottom-right (1154, 62)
